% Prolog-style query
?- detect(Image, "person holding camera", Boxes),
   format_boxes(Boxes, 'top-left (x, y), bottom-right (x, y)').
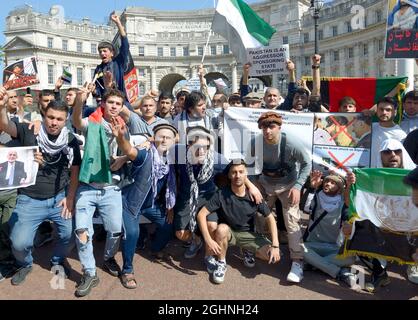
top-left (245, 111), bottom-right (311, 283)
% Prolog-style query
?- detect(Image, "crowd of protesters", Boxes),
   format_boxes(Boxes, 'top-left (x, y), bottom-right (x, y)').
top-left (0, 12), bottom-right (417, 298)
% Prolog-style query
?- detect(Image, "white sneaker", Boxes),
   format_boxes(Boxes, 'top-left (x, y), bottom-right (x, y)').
top-left (287, 261), bottom-right (304, 283)
top-left (213, 261), bottom-right (227, 284)
top-left (407, 265), bottom-right (418, 285)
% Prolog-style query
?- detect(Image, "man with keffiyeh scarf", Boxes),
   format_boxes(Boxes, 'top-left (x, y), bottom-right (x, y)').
top-left (110, 120), bottom-right (177, 289)
top-left (171, 126), bottom-right (263, 273)
top-left (0, 88), bottom-right (81, 286)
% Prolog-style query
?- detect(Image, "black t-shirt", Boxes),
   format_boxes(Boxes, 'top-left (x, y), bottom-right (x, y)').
top-left (205, 186), bottom-right (271, 232)
top-left (15, 123), bottom-right (82, 199)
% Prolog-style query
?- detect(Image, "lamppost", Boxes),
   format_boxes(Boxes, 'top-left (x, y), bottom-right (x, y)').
top-left (309, 0), bottom-right (324, 55)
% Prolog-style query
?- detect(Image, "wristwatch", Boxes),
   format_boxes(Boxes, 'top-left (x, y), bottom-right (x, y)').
top-left (312, 65), bottom-right (320, 69)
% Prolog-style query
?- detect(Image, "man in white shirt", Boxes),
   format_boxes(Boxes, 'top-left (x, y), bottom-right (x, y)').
top-left (370, 97), bottom-right (407, 167)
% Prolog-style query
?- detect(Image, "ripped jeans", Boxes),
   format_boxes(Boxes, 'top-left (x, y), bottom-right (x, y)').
top-left (75, 184), bottom-right (122, 277)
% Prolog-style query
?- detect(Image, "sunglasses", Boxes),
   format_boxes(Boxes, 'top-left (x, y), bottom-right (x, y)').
top-left (381, 149), bottom-right (402, 156)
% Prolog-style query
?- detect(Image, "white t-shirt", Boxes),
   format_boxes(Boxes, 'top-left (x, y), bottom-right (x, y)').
top-left (370, 123), bottom-right (407, 167)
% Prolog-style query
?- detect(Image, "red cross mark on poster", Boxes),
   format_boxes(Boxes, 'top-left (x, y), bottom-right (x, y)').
top-left (328, 151), bottom-right (355, 173)
top-left (328, 116), bottom-right (356, 144)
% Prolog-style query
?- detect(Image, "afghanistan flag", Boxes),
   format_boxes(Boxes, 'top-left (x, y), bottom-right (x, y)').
top-left (212, 0), bottom-right (276, 63)
top-left (305, 76), bottom-right (408, 113)
top-left (339, 168), bottom-right (418, 264)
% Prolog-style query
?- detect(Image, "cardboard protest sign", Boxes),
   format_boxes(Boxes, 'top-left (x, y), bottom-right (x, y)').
top-left (0, 147), bottom-right (39, 191)
top-left (3, 57), bottom-right (40, 90)
top-left (312, 112), bottom-right (372, 175)
top-left (186, 77), bottom-right (201, 91)
top-left (246, 45), bottom-right (289, 77)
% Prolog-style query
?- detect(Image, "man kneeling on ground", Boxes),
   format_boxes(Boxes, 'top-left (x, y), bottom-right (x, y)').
top-left (197, 159), bottom-right (280, 284)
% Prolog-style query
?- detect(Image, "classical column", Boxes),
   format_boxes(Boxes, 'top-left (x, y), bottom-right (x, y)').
top-left (368, 40), bottom-right (375, 77)
top-left (231, 62), bottom-right (238, 93)
top-left (151, 67), bottom-right (157, 91)
top-left (354, 44), bottom-right (361, 77)
top-left (325, 51), bottom-right (331, 76)
top-left (339, 48), bottom-right (346, 76)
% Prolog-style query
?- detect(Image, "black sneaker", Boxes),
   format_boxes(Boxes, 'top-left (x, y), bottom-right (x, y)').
top-left (243, 250), bottom-right (256, 268)
top-left (103, 257), bottom-right (121, 277)
top-left (11, 266), bottom-right (33, 286)
top-left (75, 273), bottom-right (100, 297)
top-left (364, 271), bottom-right (391, 293)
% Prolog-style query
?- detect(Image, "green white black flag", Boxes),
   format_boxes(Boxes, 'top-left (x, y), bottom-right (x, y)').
top-left (340, 168), bottom-right (418, 264)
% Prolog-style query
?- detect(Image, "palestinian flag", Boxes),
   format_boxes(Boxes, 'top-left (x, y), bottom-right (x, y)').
top-left (79, 107), bottom-right (113, 184)
top-left (339, 168), bottom-right (418, 264)
top-left (305, 76), bottom-right (408, 114)
top-left (212, 0), bottom-right (276, 63)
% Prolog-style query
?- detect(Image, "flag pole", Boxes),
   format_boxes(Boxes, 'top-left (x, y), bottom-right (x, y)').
top-left (201, 0), bottom-right (218, 64)
top-left (201, 32), bottom-right (212, 64)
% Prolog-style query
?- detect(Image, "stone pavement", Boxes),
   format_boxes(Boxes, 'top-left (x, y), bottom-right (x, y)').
top-left (0, 236), bottom-right (417, 300)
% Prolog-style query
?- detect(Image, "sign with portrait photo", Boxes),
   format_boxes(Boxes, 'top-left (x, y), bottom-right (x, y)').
top-left (3, 57), bottom-right (40, 91)
top-left (0, 147), bottom-right (39, 191)
top-left (385, 0), bottom-right (418, 59)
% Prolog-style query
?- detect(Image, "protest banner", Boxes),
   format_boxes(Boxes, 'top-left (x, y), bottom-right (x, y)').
top-left (222, 109), bottom-right (372, 176)
top-left (222, 107), bottom-right (313, 175)
top-left (0, 146), bottom-right (39, 191)
top-left (385, 0), bottom-right (418, 59)
top-left (246, 45), bottom-right (289, 77)
top-left (3, 57), bottom-right (40, 91)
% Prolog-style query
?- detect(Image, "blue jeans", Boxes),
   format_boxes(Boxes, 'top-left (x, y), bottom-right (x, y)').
top-left (303, 242), bottom-right (356, 278)
top-left (9, 192), bottom-right (75, 268)
top-left (122, 206), bottom-right (173, 274)
top-left (75, 184), bottom-right (122, 277)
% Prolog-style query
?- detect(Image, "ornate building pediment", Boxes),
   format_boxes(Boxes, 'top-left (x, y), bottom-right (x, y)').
top-left (3, 36), bottom-right (34, 51)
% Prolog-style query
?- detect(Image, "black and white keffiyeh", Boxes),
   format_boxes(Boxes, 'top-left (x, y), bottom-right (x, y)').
top-left (186, 148), bottom-right (214, 233)
top-left (36, 124), bottom-right (74, 166)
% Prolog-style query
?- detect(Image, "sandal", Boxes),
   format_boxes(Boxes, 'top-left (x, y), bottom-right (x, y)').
top-left (121, 273), bottom-right (137, 289)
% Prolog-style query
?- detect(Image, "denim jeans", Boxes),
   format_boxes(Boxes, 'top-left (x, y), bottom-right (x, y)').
top-left (303, 242), bottom-right (356, 278)
top-left (122, 205), bottom-right (173, 274)
top-left (9, 191), bottom-right (75, 268)
top-left (75, 184), bottom-right (122, 277)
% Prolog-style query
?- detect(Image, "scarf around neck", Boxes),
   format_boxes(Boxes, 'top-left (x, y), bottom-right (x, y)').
top-left (186, 148), bottom-right (214, 233)
top-left (37, 124), bottom-right (74, 166)
top-left (150, 144), bottom-right (176, 210)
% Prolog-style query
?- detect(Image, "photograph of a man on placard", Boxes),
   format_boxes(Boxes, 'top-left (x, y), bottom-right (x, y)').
top-left (388, 0), bottom-right (418, 30)
top-left (0, 150), bottom-right (27, 187)
top-left (0, 147), bottom-right (38, 190)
